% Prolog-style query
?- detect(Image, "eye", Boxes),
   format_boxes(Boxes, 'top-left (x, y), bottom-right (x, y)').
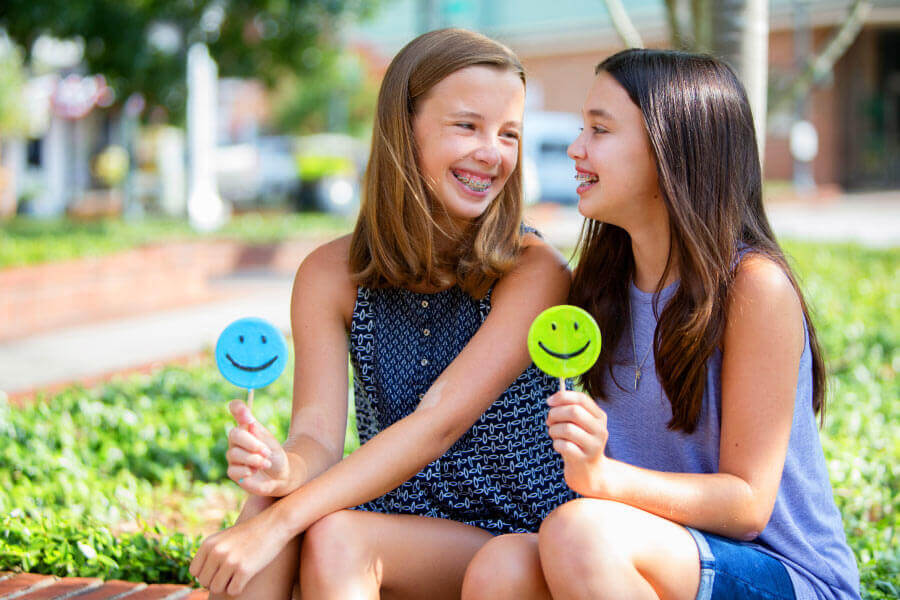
top-left (502, 130), bottom-right (520, 140)
top-left (551, 322), bottom-right (557, 331)
top-left (573, 322), bottom-right (579, 331)
top-left (456, 122), bottom-right (475, 130)
top-left (238, 335), bottom-right (244, 343)
top-left (592, 126), bottom-right (608, 134)
top-left (261, 335), bottom-right (267, 343)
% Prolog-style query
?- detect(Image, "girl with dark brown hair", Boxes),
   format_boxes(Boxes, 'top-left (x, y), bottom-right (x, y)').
top-left (189, 29), bottom-right (573, 599)
top-left (462, 49), bottom-right (859, 600)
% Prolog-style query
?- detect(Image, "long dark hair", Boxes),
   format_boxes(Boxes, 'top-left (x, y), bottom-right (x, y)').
top-left (571, 49), bottom-right (826, 433)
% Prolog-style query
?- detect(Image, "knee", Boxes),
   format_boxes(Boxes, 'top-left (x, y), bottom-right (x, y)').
top-left (539, 499), bottom-right (623, 565)
top-left (300, 510), bottom-right (368, 581)
top-left (462, 534), bottom-right (543, 600)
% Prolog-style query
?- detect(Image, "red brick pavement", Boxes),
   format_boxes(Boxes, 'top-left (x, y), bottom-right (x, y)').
top-left (0, 573), bottom-right (208, 600)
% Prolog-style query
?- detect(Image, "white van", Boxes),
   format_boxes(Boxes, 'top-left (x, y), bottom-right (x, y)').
top-left (522, 111), bottom-right (581, 205)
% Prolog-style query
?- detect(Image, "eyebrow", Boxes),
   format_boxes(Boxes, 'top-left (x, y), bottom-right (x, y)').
top-left (587, 108), bottom-right (615, 121)
top-left (448, 111), bottom-right (522, 129)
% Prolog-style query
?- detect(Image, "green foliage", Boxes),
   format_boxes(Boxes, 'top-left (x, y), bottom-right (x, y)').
top-left (0, 240), bottom-right (895, 593)
top-left (0, 212), bottom-right (352, 268)
top-left (272, 49), bottom-right (378, 137)
top-left (1, 511), bottom-right (200, 583)
top-left (0, 36), bottom-right (27, 136)
top-left (0, 0), bottom-right (378, 121)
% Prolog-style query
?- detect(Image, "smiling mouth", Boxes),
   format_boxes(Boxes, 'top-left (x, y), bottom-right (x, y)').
top-left (225, 354), bottom-right (278, 372)
top-left (538, 340), bottom-right (590, 360)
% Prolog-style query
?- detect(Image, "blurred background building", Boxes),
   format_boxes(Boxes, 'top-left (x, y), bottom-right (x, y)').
top-left (1, 0), bottom-right (898, 221)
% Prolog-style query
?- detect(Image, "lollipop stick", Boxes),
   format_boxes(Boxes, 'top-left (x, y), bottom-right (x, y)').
top-left (559, 377), bottom-right (566, 393)
top-left (247, 388), bottom-right (254, 411)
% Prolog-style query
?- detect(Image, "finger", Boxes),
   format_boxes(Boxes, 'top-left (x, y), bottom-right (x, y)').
top-left (228, 426), bottom-right (272, 457)
top-left (548, 422), bottom-right (597, 454)
top-left (227, 567), bottom-right (250, 596)
top-left (227, 447), bottom-right (272, 470)
top-left (546, 404), bottom-right (600, 433)
top-left (548, 391), bottom-right (606, 420)
top-left (189, 545), bottom-right (207, 579)
top-left (196, 544), bottom-right (221, 589)
top-left (227, 465), bottom-right (257, 483)
top-left (209, 560), bottom-right (235, 595)
top-left (229, 399), bottom-right (257, 427)
top-left (552, 438), bottom-right (584, 460)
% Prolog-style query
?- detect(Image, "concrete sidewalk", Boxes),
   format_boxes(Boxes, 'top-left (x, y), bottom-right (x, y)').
top-left (1, 192), bottom-right (897, 399)
top-left (0, 272), bottom-right (294, 398)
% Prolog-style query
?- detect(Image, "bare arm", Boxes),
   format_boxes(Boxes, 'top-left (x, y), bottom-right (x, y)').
top-left (548, 255), bottom-right (804, 539)
top-left (267, 239), bottom-right (570, 537)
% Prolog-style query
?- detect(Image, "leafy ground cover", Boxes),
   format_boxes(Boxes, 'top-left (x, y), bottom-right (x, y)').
top-left (0, 212), bottom-right (353, 268)
top-left (0, 240), bottom-right (896, 597)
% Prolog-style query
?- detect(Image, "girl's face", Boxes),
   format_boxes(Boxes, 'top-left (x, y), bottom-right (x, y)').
top-left (413, 65), bottom-right (525, 223)
top-left (567, 72), bottom-right (663, 229)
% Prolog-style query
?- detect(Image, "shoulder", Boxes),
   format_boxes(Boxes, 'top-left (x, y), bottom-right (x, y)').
top-left (725, 252), bottom-right (804, 351)
top-left (493, 233), bottom-right (571, 303)
top-left (730, 252), bottom-right (801, 313)
top-left (291, 234), bottom-right (357, 325)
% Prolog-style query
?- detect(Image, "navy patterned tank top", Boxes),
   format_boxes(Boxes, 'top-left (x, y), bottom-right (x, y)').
top-left (348, 240), bottom-right (574, 534)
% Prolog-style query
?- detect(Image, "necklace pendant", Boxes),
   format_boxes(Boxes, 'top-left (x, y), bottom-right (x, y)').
top-left (634, 369), bottom-right (641, 390)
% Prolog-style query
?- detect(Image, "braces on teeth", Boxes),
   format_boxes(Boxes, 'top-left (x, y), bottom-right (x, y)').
top-left (575, 172), bottom-right (598, 184)
top-left (455, 171), bottom-right (491, 192)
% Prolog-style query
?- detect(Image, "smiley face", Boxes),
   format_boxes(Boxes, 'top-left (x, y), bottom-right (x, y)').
top-left (527, 305), bottom-right (601, 378)
top-left (215, 317), bottom-right (288, 390)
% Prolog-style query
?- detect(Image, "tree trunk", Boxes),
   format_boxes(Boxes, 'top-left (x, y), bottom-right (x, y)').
top-left (713, 0), bottom-right (769, 164)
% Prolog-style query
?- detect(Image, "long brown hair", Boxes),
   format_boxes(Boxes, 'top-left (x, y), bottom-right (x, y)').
top-left (349, 28), bottom-right (526, 298)
top-left (571, 49), bottom-right (826, 433)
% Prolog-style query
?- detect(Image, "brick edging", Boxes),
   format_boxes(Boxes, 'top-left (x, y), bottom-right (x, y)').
top-left (0, 237), bottom-right (325, 341)
top-left (0, 572), bottom-right (208, 599)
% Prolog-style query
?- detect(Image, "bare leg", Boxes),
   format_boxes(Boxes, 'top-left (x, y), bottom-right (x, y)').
top-left (461, 533), bottom-right (551, 600)
top-left (208, 494), bottom-right (301, 600)
top-left (300, 509), bottom-right (494, 600)
top-left (538, 499), bottom-right (701, 600)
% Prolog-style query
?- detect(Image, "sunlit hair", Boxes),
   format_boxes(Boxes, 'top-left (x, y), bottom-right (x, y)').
top-left (571, 49), bottom-right (827, 432)
top-left (349, 28), bottom-right (526, 298)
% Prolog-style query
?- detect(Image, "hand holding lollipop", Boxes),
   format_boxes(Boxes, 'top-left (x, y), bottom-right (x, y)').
top-left (528, 306), bottom-right (608, 496)
top-left (215, 317), bottom-right (290, 496)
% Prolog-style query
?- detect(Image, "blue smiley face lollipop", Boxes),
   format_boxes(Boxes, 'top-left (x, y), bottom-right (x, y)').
top-left (215, 317), bottom-right (287, 391)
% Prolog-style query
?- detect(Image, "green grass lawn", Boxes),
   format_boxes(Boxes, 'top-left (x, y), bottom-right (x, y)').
top-left (0, 212), bottom-right (353, 269)
top-left (0, 240), bottom-right (896, 597)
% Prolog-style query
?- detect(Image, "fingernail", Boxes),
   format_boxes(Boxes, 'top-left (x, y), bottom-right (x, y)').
top-left (263, 460), bottom-right (272, 469)
top-left (238, 478), bottom-right (244, 483)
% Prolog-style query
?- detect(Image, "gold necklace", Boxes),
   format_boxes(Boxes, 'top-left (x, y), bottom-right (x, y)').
top-left (629, 306), bottom-right (654, 390)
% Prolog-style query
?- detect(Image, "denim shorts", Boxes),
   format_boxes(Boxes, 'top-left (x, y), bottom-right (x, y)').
top-left (687, 528), bottom-right (796, 600)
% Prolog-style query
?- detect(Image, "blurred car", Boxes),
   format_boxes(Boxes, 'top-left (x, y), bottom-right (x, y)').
top-left (215, 135), bottom-right (300, 208)
top-left (294, 134), bottom-right (368, 216)
top-left (522, 111), bottom-right (581, 205)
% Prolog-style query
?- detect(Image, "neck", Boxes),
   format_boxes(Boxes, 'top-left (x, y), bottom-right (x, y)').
top-left (628, 216), bottom-right (677, 293)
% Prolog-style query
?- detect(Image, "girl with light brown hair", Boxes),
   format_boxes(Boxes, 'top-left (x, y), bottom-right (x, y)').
top-left (190, 28), bottom-right (573, 599)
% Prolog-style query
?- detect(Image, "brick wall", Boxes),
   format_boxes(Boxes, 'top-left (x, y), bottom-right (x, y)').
top-left (0, 239), bottom-right (321, 341)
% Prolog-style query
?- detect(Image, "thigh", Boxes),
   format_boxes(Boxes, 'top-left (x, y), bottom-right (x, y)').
top-left (540, 498), bottom-right (701, 600)
top-left (691, 529), bottom-right (795, 600)
top-left (342, 509), bottom-right (495, 600)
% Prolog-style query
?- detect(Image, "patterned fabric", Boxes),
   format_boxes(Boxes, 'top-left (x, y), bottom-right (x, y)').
top-left (349, 273), bottom-right (573, 534)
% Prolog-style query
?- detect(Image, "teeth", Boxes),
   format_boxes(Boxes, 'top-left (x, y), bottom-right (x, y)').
top-left (453, 170), bottom-right (491, 192)
top-left (575, 172), bottom-right (598, 184)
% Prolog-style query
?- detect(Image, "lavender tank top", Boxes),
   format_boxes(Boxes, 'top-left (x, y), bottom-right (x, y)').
top-left (600, 280), bottom-right (860, 600)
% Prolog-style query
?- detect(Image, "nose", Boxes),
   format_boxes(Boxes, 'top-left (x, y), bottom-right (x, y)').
top-left (473, 137), bottom-right (502, 168)
top-left (567, 131), bottom-right (585, 160)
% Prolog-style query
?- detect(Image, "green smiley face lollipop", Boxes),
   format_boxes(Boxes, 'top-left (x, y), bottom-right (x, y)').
top-left (528, 305), bottom-right (601, 379)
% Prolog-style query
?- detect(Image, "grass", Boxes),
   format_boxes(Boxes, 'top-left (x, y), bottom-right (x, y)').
top-left (0, 212), bottom-right (353, 269)
top-left (0, 239), bottom-right (896, 597)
